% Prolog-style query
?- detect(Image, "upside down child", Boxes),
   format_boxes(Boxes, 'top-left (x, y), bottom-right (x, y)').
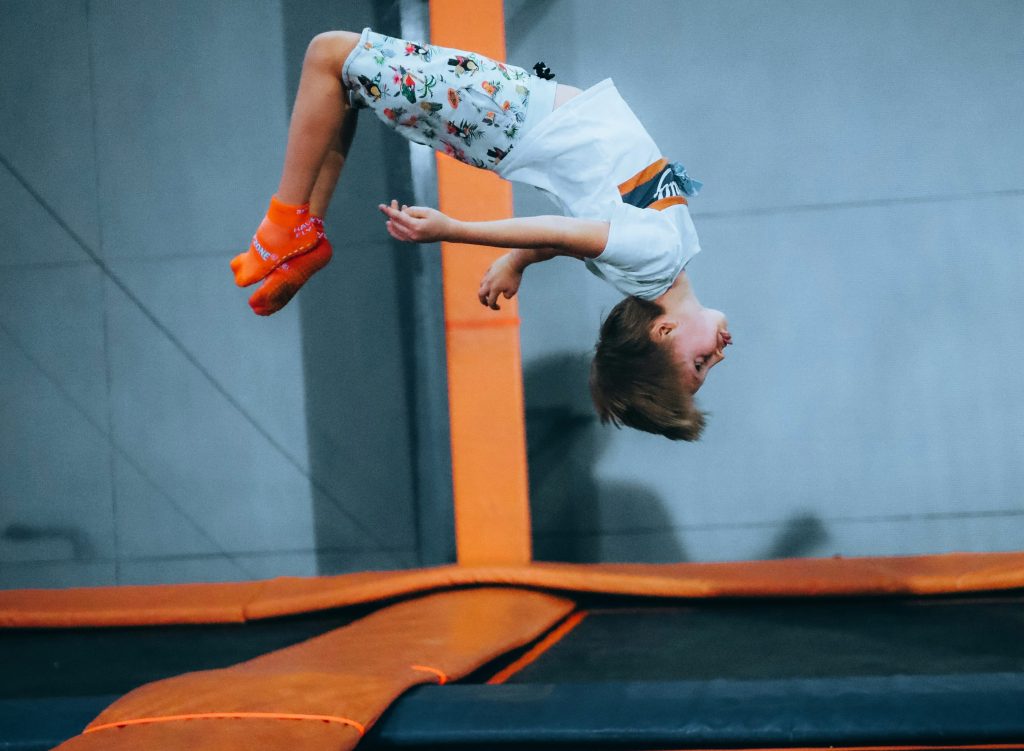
top-left (231, 28), bottom-right (731, 440)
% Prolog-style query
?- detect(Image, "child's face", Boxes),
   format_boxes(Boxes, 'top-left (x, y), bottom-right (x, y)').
top-left (667, 307), bottom-right (731, 393)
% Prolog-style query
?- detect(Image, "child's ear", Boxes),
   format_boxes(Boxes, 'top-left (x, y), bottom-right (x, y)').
top-left (652, 320), bottom-right (677, 340)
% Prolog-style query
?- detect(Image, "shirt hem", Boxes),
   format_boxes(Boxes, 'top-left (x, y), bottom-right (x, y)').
top-left (496, 78), bottom-right (617, 178)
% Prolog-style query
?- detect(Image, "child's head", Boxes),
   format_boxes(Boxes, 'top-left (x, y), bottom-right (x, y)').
top-left (589, 294), bottom-right (730, 441)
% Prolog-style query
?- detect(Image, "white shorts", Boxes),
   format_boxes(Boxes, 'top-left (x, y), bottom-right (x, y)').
top-left (342, 27), bottom-right (557, 171)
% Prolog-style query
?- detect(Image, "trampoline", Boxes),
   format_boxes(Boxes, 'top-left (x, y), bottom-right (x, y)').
top-left (372, 592), bottom-right (1024, 749)
top-left (3, 556), bottom-right (1024, 751)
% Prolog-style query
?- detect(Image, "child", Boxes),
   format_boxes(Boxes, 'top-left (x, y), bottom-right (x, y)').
top-left (232, 28), bottom-right (731, 441)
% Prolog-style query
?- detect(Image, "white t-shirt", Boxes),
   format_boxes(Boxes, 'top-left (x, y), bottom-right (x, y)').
top-left (496, 78), bottom-right (701, 300)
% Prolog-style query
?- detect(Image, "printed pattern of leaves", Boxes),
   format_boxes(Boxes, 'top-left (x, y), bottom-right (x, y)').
top-left (347, 30), bottom-right (540, 167)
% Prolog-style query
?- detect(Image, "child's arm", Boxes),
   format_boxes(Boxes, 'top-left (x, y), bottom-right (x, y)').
top-left (379, 201), bottom-right (608, 258)
top-left (477, 247), bottom-right (564, 310)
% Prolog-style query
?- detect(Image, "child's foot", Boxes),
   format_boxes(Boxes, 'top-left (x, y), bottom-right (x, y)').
top-left (247, 219), bottom-right (332, 316)
top-left (231, 196), bottom-right (319, 287)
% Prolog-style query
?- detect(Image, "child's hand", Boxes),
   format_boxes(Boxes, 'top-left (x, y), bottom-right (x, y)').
top-left (478, 252), bottom-right (523, 310)
top-left (378, 200), bottom-right (454, 244)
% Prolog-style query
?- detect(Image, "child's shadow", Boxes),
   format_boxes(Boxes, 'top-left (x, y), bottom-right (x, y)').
top-left (524, 352), bottom-right (688, 563)
top-left (524, 353), bottom-right (831, 564)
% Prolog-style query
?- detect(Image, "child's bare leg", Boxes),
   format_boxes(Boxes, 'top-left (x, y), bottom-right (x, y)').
top-left (232, 30), bottom-right (360, 288)
top-left (554, 83), bottom-right (583, 109)
top-left (277, 31), bottom-right (361, 205)
top-left (309, 107), bottom-right (358, 218)
top-left (246, 110), bottom-right (358, 316)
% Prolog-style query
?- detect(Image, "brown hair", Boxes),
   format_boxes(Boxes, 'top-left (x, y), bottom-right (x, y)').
top-left (589, 296), bottom-right (706, 441)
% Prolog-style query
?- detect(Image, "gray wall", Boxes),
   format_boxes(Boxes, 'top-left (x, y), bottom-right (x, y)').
top-left (0, 0), bottom-right (450, 588)
top-left (508, 0), bottom-right (1024, 562)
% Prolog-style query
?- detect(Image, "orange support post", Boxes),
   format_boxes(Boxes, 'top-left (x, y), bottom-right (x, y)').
top-left (429, 0), bottom-right (532, 566)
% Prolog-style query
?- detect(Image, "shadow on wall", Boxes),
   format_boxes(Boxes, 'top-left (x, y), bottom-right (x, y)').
top-left (524, 351), bottom-right (688, 563)
top-left (282, 1), bottom-right (417, 574)
top-left (760, 513), bottom-right (829, 560)
top-left (523, 353), bottom-right (832, 563)
top-left (281, 0), bottom-right (454, 573)
top-left (2, 523), bottom-right (94, 561)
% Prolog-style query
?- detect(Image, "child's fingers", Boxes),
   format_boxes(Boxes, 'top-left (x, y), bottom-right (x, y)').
top-left (379, 201), bottom-right (411, 212)
top-left (479, 273), bottom-right (495, 306)
top-left (381, 204), bottom-right (419, 242)
top-left (380, 202), bottom-right (404, 219)
top-left (379, 201), bottom-right (410, 219)
top-left (384, 212), bottom-right (419, 238)
top-left (379, 202), bottom-right (432, 240)
top-left (389, 208), bottom-right (419, 229)
top-left (385, 220), bottom-right (410, 242)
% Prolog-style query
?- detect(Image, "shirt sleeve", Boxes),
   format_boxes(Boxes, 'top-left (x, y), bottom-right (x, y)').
top-left (584, 202), bottom-right (686, 299)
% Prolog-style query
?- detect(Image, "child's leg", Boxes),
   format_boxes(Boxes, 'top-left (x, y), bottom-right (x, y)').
top-left (246, 112), bottom-right (358, 316)
top-left (232, 31), bottom-right (361, 288)
top-left (309, 107), bottom-right (359, 218)
top-left (275, 31), bottom-right (361, 205)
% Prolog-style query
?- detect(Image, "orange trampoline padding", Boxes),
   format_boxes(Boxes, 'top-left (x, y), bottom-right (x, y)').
top-left (444, 322), bottom-right (531, 565)
top-left (431, 0), bottom-right (533, 567)
top-left (0, 578), bottom-right (266, 627)
top-left (4, 551), bottom-right (1024, 629)
top-left (53, 587), bottom-right (574, 751)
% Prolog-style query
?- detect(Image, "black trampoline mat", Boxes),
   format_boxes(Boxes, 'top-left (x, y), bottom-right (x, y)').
top-left (496, 592), bottom-right (1024, 683)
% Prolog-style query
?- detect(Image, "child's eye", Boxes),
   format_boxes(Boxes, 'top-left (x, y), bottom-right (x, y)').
top-left (694, 358), bottom-right (705, 372)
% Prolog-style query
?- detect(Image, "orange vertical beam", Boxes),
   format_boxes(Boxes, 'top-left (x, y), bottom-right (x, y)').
top-left (429, 0), bottom-right (532, 566)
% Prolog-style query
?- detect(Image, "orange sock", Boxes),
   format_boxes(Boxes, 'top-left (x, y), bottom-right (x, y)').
top-left (231, 196), bottom-right (319, 287)
top-left (248, 217), bottom-right (333, 316)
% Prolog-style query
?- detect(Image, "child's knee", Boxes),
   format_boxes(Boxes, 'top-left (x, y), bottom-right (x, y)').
top-left (304, 30), bottom-right (360, 73)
